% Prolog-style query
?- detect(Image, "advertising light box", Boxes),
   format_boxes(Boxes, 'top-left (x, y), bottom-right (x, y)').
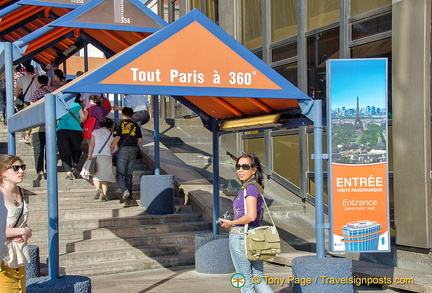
top-left (327, 59), bottom-right (390, 252)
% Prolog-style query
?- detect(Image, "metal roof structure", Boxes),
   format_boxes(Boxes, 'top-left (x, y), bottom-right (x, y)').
top-left (1, 0), bottom-right (167, 67)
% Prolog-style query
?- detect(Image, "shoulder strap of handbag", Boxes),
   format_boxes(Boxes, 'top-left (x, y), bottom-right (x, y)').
top-left (13, 187), bottom-right (25, 228)
top-left (243, 185), bottom-right (276, 234)
top-left (97, 132), bottom-right (112, 155)
top-left (22, 76), bottom-right (35, 97)
top-left (68, 108), bottom-right (81, 125)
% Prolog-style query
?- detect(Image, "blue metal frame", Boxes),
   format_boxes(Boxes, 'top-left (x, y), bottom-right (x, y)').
top-left (4, 42), bottom-right (16, 154)
top-left (18, 0), bottom-right (84, 8)
top-left (48, 0), bottom-right (167, 32)
top-left (45, 94), bottom-right (60, 279)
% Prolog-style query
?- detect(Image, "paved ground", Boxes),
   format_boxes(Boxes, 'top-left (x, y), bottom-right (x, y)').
top-left (90, 263), bottom-right (394, 293)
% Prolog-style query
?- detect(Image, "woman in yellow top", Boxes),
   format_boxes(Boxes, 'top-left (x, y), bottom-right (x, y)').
top-left (0, 155), bottom-right (32, 293)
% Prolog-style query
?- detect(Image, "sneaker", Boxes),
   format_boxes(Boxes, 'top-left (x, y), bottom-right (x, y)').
top-left (124, 199), bottom-right (139, 207)
top-left (71, 166), bottom-right (79, 178)
top-left (94, 189), bottom-right (102, 200)
top-left (65, 173), bottom-right (75, 180)
top-left (119, 191), bottom-right (130, 204)
top-left (101, 196), bottom-right (108, 202)
top-left (19, 137), bottom-right (30, 144)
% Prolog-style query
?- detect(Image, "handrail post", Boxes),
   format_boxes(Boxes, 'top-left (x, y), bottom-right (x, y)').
top-left (45, 93), bottom-right (59, 279)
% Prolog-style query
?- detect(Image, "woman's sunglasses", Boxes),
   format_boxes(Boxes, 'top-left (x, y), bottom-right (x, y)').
top-left (8, 164), bottom-right (26, 172)
top-left (235, 164), bottom-right (254, 170)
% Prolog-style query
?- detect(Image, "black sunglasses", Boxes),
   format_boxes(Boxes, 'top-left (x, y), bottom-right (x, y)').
top-left (235, 164), bottom-right (254, 170)
top-left (8, 164), bottom-right (26, 172)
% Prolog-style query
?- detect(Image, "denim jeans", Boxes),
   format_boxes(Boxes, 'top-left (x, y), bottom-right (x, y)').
top-left (116, 146), bottom-right (139, 195)
top-left (229, 232), bottom-right (274, 293)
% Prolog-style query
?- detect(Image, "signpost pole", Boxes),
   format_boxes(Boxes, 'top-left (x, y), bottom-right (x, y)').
top-left (313, 100), bottom-right (325, 259)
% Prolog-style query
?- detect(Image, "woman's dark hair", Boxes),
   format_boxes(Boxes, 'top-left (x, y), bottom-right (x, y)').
top-left (0, 155), bottom-right (24, 186)
top-left (89, 94), bottom-right (102, 106)
top-left (54, 69), bottom-right (65, 81)
top-left (98, 117), bottom-right (114, 129)
top-left (236, 153), bottom-right (264, 188)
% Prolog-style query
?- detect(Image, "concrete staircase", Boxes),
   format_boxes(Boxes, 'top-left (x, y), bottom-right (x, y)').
top-left (0, 125), bottom-right (212, 277)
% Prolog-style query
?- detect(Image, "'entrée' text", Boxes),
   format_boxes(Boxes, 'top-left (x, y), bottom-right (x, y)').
top-left (336, 176), bottom-right (383, 188)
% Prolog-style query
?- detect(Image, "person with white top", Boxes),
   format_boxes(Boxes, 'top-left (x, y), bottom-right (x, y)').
top-left (113, 94), bottom-right (150, 126)
top-left (14, 65), bottom-right (38, 111)
top-left (87, 117), bottom-right (116, 202)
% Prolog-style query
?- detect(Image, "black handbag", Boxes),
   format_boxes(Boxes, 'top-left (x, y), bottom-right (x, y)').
top-left (112, 151), bottom-right (118, 167)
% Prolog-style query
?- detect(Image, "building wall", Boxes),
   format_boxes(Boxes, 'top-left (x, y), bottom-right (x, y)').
top-left (392, 0), bottom-right (431, 248)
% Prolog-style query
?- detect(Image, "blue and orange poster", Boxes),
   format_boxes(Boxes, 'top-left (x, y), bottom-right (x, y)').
top-left (327, 59), bottom-right (390, 252)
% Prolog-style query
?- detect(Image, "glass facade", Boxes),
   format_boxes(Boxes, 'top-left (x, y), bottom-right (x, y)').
top-left (190, 0), bottom-right (218, 22)
top-left (307, 27), bottom-right (339, 100)
top-left (271, 0), bottom-right (297, 42)
top-left (244, 137), bottom-right (265, 166)
top-left (350, 0), bottom-right (392, 17)
top-left (307, 0), bottom-right (340, 31)
top-left (241, 0), bottom-right (263, 50)
top-left (352, 13), bottom-right (391, 41)
top-left (273, 134), bottom-right (300, 187)
top-left (272, 42), bottom-right (297, 63)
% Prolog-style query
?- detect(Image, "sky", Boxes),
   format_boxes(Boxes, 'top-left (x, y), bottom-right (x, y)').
top-left (329, 59), bottom-right (387, 110)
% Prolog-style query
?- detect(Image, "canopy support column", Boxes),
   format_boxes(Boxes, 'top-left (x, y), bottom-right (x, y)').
top-left (4, 42), bottom-right (15, 154)
top-left (312, 100), bottom-right (325, 259)
top-left (153, 95), bottom-right (160, 175)
top-left (113, 94), bottom-right (119, 122)
top-left (45, 94), bottom-right (59, 279)
top-left (212, 129), bottom-right (220, 234)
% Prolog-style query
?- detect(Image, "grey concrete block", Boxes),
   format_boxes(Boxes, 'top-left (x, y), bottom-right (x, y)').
top-left (195, 233), bottom-right (235, 274)
top-left (140, 174), bottom-right (175, 215)
top-left (292, 255), bottom-right (353, 293)
top-left (25, 245), bottom-right (41, 279)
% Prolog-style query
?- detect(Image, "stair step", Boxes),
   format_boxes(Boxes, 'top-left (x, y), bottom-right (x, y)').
top-left (44, 254), bottom-right (196, 277)
top-left (30, 221), bottom-right (211, 242)
top-left (33, 231), bottom-right (208, 256)
top-left (29, 211), bottom-right (202, 226)
top-left (41, 243), bottom-right (196, 267)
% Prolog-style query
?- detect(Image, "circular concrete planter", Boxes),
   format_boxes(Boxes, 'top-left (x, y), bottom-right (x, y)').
top-left (27, 275), bottom-right (91, 293)
top-left (292, 255), bottom-right (353, 293)
top-left (195, 233), bottom-right (235, 274)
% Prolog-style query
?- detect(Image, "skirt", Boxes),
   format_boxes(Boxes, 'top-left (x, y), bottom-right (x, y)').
top-left (92, 155), bottom-right (116, 182)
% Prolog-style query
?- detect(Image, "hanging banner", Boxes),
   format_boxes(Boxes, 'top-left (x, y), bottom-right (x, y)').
top-left (327, 59), bottom-right (390, 252)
